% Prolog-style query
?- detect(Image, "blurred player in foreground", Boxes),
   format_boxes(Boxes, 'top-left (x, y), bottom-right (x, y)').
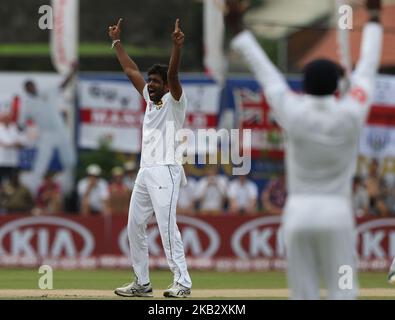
top-left (109, 18), bottom-right (192, 298)
top-left (389, 258), bottom-right (395, 284)
top-left (226, 0), bottom-right (383, 299)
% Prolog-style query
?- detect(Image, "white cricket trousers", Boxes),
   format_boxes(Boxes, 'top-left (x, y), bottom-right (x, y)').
top-left (127, 165), bottom-right (192, 288)
top-left (282, 195), bottom-right (358, 300)
top-left (390, 257), bottom-right (395, 272)
top-left (33, 131), bottom-right (76, 179)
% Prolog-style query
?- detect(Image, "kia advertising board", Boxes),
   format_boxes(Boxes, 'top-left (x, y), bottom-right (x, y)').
top-left (0, 215), bottom-right (394, 271)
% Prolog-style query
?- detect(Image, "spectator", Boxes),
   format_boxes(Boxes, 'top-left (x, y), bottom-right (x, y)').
top-left (32, 171), bottom-right (62, 215)
top-left (77, 164), bottom-right (109, 216)
top-left (0, 171), bottom-right (33, 214)
top-left (195, 165), bottom-right (227, 215)
top-left (123, 160), bottom-right (137, 191)
top-left (261, 172), bottom-right (287, 215)
top-left (228, 175), bottom-right (258, 215)
top-left (384, 185), bottom-right (395, 216)
top-left (108, 166), bottom-right (131, 215)
top-left (352, 176), bottom-right (369, 217)
top-left (177, 168), bottom-right (198, 215)
top-left (0, 111), bottom-right (23, 186)
top-left (365, 159), bottom-right (388, 216)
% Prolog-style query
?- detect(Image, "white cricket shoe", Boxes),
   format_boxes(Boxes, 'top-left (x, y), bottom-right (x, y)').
top-left (388, 271), bottom-right (395, 285)
top-left (114, 280), bottom-right (153, 297)
top-left (163, 282), bottom-right (191, 298)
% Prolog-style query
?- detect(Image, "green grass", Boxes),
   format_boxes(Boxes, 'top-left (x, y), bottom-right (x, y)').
top-left (0, 269), bottom-right (390, 290)
top-left (0, 43), bottom-right (167, 57)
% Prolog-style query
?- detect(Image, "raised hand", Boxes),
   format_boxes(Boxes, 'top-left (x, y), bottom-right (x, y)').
top-left (108, 18), bottom-right (123, 41)
top-left (224, 0), bottom-right (250, 35)
top-left (366, 0), bottom-right (381, 22)
top-left (172, 19), bottom-right (185, 49)
top-left (71, 61), bottom-right (79, 71)
top-left (366, 0), bottom-right (381, 11)
top-left (225, 0), bottom-right (249, 15)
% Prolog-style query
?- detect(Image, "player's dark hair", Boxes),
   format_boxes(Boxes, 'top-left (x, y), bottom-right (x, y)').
top-left (24, 79), bottom-right (35, 87)
top-left (303, 59), bottom-right (341, 96)
top-left (148, 64), bottom-right (168, 84)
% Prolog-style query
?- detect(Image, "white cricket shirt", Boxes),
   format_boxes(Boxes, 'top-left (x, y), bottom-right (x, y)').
top-left (231, 23), bottom-right (383, 198)
top-left (21, 88), bottom-right (65, 133)
top-left (140, 84), bottom-right (187, 167)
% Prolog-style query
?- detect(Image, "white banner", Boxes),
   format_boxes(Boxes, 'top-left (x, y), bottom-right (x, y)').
top-left (359, 126), bottom-right (395, 158)
top-left (50, 0), bottom-right (79, 75)
top-left (78, 80), bottom-right (143, 153)
top-left (0, 72), bottom-right (63, 117)
top-left (373, 76), bottom-right (395, 106)
top-left (78, 79), bottom-right (222, 153)
top-left (358, 77), bottom-right (395, 159)
top-left (183, 83), bottom-right (222, 114)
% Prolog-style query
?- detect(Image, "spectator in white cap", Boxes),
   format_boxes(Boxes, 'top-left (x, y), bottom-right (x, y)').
top-left (77, 164), bottom-right (109, 216)
top-left (195, 165), bottom-right (228, 215)
top-left (109, 166), bottom-right (131, 215)
top-left (228, 174), bottom-right (258, 215)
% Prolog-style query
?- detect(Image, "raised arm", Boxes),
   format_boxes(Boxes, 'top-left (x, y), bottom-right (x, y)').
top-left (341, 1), bottom-right (383, 127)
top-left (168, 19), bottom-right (184, 101)
top-left (353, 0), bottom-right (383, 86)
top-left (226, 0), bottom-right (288, 97)
top-left (59, 62), bottom-right (78, 90)
top-left (108, 18), bottom-right (146, 96)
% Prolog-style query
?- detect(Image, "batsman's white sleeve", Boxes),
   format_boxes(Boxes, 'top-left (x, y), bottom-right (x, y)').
top-left (230, 30), bottom-right (288, 98)
top-left (353, 23), bottom-right (383, 86)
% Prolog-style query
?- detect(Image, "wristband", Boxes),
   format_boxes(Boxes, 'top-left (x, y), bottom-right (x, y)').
top-left (111, 39), bottom-right (121, 49)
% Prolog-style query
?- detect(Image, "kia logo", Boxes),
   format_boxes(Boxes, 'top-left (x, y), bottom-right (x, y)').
top-left (357, 219), bottom-right (395, 258)
top-left (0, 217), bottom-right (94, 257)
top-left (118, 215), bottom-right (220, 258)
top-left (232, 216), bottom-right (283, 258)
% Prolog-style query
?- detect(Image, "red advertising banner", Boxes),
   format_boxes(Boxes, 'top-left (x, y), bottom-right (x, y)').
top-left (0, 215), bottom-right (393, 271)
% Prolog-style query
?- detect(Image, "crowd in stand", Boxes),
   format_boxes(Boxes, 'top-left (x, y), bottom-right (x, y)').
top-left (352, 159), bottom-right (395, 217)
top-left (1, 155), bottom-right (395, 217)
top-left (1, 101), bottom-right (395, 217)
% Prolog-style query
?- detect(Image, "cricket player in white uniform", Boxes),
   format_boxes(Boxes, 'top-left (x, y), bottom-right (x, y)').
top-left (21, 65), bottom-right (77, 194)
top-left (389, 258), bottom-right (395, 284)
top-left (226, 0), bottom-right (383, 299)
top-left (109, 18), bottom-right (192, 298)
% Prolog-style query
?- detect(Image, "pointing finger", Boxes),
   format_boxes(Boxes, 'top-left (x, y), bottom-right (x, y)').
top-left (174, 18), bottom-right (180, 32)
top-left (117, 18), bottom-right (123, 29)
